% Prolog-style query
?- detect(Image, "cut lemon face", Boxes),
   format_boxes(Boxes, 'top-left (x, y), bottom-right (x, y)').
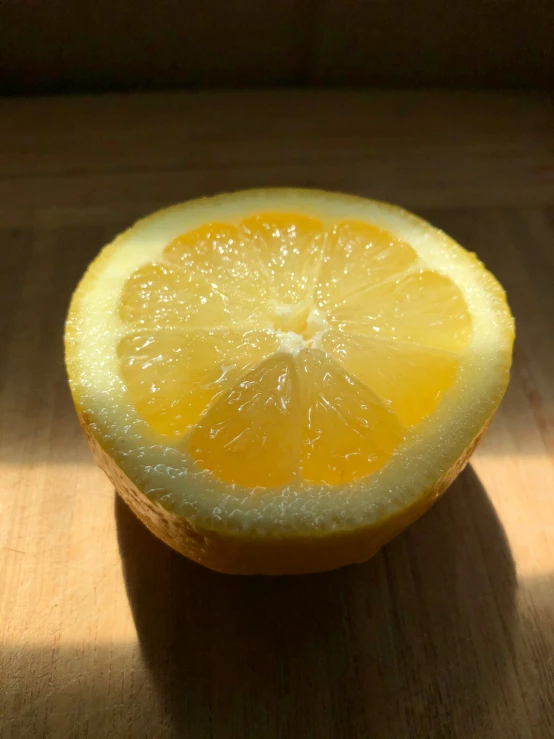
top-left (65, 189), bottom-right (514, 574)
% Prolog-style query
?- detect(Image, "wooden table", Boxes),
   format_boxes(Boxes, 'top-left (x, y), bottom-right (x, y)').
top-left (1, 91), bottom-right (553, 738)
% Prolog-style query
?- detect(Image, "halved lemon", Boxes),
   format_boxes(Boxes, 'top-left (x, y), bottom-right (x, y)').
top-left (65, 189), bottom-right (514, 574)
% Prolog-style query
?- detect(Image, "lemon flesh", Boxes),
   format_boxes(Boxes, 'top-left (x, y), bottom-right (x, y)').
top-left (65, 189), bottom-right (514, 574)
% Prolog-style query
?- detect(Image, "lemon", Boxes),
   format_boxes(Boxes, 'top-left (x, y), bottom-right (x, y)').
top-left (65, 189), bottom-right (514, 574)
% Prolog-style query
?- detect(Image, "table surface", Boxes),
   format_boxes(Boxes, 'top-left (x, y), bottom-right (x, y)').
top-left (1, 91), bottom-right (553, 739)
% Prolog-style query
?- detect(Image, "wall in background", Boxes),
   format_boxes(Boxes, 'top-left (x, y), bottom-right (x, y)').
top-left (1, 0), bottom-right (552, 94)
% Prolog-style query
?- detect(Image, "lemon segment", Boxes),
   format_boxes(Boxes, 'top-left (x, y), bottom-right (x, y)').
top-left (188, 353), bottom-right (302, 488)
top-left (321, 332), bottom-right (459, 426)
top-left (163, 222), bottom-right (273, 329)
top-left (118, 329), bottom-right (280, 437)
top-left (327, 270), bottom-right (473, 353)
top-left (297, 349), bottom-right (403, 484)
top-left (241, 212), bottom-right (326, 304)
top-left (316, 219), bottom-right (418, 310)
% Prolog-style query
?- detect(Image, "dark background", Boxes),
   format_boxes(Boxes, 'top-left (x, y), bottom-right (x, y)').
top-left (1, 0), bottom-right (553, 95)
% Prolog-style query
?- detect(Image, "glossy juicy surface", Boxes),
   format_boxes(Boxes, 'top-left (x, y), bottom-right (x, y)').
top-left (118, 213), bottom-right (471, 487)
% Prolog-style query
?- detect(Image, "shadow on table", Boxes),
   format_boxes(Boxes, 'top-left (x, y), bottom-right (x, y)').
top-left (116, 465), bottom-right (516, 739)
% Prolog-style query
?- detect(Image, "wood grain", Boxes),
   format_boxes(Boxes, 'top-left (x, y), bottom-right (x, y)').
top-left (0, 91), bottom-right (553, 738)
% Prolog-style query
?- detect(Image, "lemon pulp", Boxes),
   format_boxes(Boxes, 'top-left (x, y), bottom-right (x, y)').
top-left (117, 212), bottom-right (471, 488)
